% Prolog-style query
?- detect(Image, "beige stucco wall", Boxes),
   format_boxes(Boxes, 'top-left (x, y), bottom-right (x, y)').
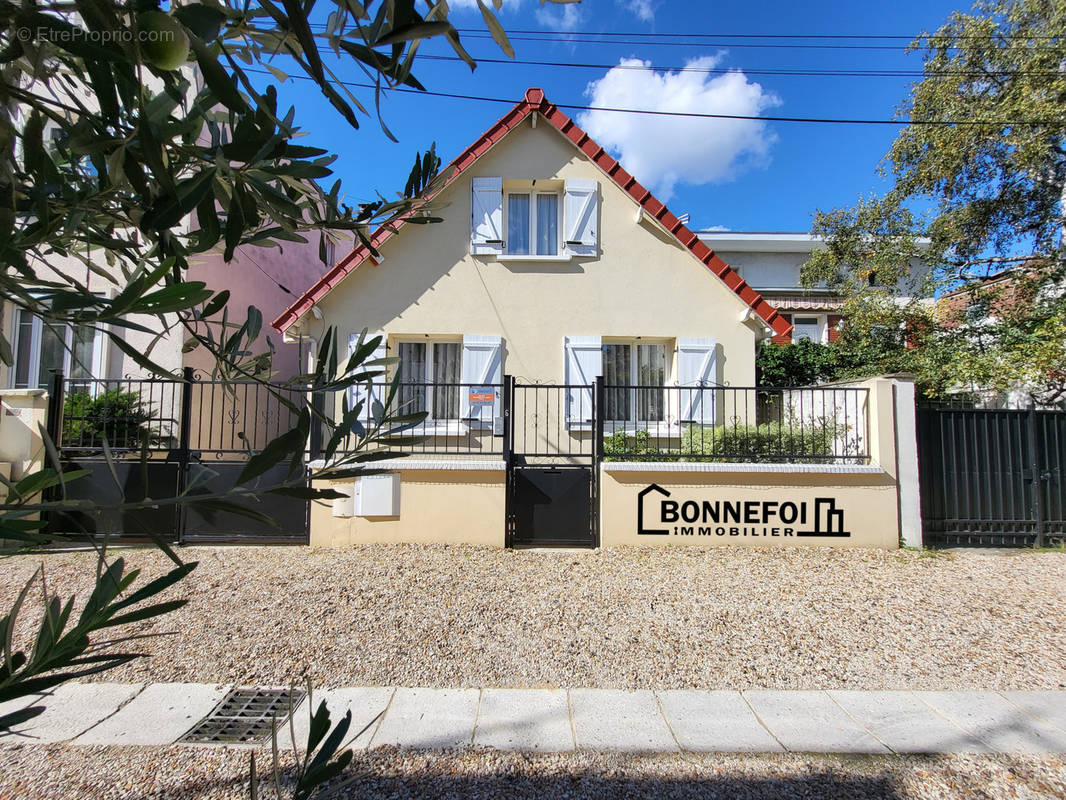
top-left (310, 469), bottom-right (505, 547)
top-left (600, 467), bottom-right (900, 549)
top-left (308, 120), bottom-right (761, 413)
top-left (0, 389), bottom-right (49, 481)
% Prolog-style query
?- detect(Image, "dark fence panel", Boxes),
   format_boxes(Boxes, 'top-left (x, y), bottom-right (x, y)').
top-left (917, 405), bottom-right (1065, 547)
top-left (47, 373), bottom-right (312, 544)
top-left (1038, 411), bottom-right (1066, 536)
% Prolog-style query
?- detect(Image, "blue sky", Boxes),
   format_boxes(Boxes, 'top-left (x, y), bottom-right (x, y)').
top-left (264, 0), bottom-right (971, 234)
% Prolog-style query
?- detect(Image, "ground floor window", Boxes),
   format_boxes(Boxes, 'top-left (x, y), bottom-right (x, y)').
top-left (11, 309), bottom-right (100, 389)
top-left (603, 342), bottom-right (667, 422)
top-left (396, 340), bottom-right (461, 420)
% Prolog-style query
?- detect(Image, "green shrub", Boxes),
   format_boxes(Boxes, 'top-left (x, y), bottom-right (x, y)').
top-left (62, 388), bottom-right (164, 449)
top-left (682, 421), bottom-right (850, 463)
top-left (603, 428), bottom-right (663, 461)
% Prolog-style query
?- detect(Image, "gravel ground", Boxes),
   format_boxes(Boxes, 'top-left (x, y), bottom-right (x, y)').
top-left (1, 744), bottom-right (1064, 800)
top-left (1, 544), bottom-right (1064, 690)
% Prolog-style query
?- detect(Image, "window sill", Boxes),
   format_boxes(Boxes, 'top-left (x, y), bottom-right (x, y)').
top-left (496, 254), bottom-right (573, 263)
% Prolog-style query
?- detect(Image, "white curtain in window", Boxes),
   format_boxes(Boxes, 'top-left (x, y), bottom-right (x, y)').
top-left (602, 344), bottom-right (631, 421)
top-left (432, 342), bottom-right (460, 419)
top-left (536, 194), bottom-right (558, 255)
top-left (507, 193), bottom-right (530, 255)
top-left (397, 341), bottom-right (427, 415)
top-left (636, 344), bottom-right (666, 422)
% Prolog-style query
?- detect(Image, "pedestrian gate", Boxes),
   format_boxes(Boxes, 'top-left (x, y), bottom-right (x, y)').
top-left (503, 377), bottom-right (602, 548)
top-left (917, 404), bottom-right (1065, 547)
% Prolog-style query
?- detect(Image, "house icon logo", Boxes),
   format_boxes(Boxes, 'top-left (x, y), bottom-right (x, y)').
top-left (637, 483), bottom-right (672, 535)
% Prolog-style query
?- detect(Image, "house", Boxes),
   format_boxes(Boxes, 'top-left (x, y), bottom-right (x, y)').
top-left (274, 88), bottom-right (790, 395)
top-left (272, 88), bottom-right (920, 552)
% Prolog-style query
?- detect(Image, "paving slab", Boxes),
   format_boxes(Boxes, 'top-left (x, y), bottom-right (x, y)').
top-left (0, 683), bottom-right (143, 744)
top-left (473, 689), bottom-right (574, 752)
top-left (656, 690), bottom-right (784, 752)
top-left (828, 690), bottom-right (991, 754)
top-left (371, 688), bottom-right (479, 750)
top-left (287, 687), bottom-right (394, 751)
top-left (73, 683), bottom-right (229, 746)
top-left (917, 691), bottom-right (1066, 753)
top-left (743, 690), bottom-right (889, 754)
top-left (1000, 691), bottom-right (1066, 735)
top-left (569, 689), bottom-right (678, 752)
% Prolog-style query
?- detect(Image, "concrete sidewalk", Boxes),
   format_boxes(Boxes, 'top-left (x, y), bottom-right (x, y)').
top-left (1, 684), bottom-right (1065, 755)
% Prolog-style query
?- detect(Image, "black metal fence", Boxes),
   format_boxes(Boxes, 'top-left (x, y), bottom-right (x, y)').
top-left (45, 369), bottom-right (313, 544)
top-left (917, 404), bottom-right (1066, 547)
top-left (600, 384), bottom-right (870, 463)
top-left (351, 380), bottom-right (870, 465)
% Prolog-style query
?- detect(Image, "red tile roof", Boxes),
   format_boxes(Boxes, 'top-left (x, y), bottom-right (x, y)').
top-left (272, 88), bottom-right (792, 338)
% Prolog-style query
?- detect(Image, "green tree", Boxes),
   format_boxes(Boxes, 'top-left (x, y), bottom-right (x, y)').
top-left (802, 0), bottom-right (1066, 405)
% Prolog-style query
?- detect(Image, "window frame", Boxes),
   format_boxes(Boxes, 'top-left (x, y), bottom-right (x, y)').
top-left (10, 309), bottom-right (106, 391)
top-left (392, 336), bottom-right (467, 433)
top-left (504, 188), bottom-right (562, 258)
top-left (791, 315), bottom-right (827, 344)
top-left (602, 338), bottom-right (671, 427)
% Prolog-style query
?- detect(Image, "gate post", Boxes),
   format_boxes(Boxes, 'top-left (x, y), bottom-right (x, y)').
top-left (308, 386), bottom-right (325, 462)
top-left (175, 366), bottom-right (195, 545)
top-left (1029, 404), bottom-right (1045, 548)
top-left (46, 369), bottom-right (65, 448)
top-left (502, 374), bottom-right (514, 549)
top-left (593, 375), bottom-right (605, 547)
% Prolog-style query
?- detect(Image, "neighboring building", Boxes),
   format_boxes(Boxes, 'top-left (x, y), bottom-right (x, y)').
top-left (697, 231), bottom-right (930, 348)
top-left (695, 232), bottom-right (842, 346)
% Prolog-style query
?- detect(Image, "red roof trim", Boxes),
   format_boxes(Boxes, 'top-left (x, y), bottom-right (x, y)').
top-left (272, 88), bottom-right (791, 338)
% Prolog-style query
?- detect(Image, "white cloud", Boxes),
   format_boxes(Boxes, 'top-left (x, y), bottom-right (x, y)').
top-left (620, 0), bottom-right (657, 22)
top-left (447, 0), bottom-right (525, 11)
top-left (577, 56), bottom-right (781, 201)
top-left (535, 2), bottom-right (583, 31)
top-left (702, 224), bottom-right (731, 232)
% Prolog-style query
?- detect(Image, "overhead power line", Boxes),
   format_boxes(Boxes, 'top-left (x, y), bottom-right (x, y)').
top-left (449, 28), bottom-right (1060, 41)
top-left (244, 68), bottom-right (1056, 127)
top-left (404, 52), bottom-right (1060, 79)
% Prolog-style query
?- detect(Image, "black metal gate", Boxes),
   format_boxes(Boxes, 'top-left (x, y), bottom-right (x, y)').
top-left (917, 404), bottom-right (1065, 547)
top-left (503, 376), bottom-right (602, 548)
top-left (45, 369), bottom-right (311, 544)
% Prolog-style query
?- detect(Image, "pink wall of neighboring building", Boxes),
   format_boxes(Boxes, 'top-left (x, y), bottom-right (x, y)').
top-left (186, 239), bottom-right (335, 380)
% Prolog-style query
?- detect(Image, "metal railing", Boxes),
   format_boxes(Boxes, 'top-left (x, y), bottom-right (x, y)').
top-left (601, 384), bottom-right (870, 463)
top-left (350, 382), bottom-right (505, 457)
top-left (51, 372), bottom-right (310, 460)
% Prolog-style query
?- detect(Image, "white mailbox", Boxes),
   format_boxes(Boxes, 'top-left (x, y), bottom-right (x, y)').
top-left (354, 473), bottom-right (401, 517)
top-left (331, 484), bottom-right (355, 517)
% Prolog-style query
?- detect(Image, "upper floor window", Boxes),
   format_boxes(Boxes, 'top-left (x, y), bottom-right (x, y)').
top-left (506, 191), bottom-right (559, 256)
top-left (471, 177), bottom-right (598, 258)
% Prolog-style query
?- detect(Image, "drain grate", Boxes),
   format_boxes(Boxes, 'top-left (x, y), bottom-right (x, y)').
top-left (180, 687), bottom-right (306, 744)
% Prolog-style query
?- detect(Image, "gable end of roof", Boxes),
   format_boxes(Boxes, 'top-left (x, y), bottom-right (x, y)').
top-left (272, 88), bottom-right (791, 339)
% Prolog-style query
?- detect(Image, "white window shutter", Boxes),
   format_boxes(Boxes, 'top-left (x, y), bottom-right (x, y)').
top-left (564, 336), bottom-right (602, 426)
top-left (347, 332), bottom-right (387, 428)
top-left (459, 334), bottom-right (503, 431)
top-left (471, 177), bottom-right (503, 255)
top-left (677, 338), bottom-right (717, 422)
top-left (563, 179), bottom-right (598, 256)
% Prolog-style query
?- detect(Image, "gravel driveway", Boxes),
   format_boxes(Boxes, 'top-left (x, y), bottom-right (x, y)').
top-left (1, 544), bottom-right (1064, 690)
